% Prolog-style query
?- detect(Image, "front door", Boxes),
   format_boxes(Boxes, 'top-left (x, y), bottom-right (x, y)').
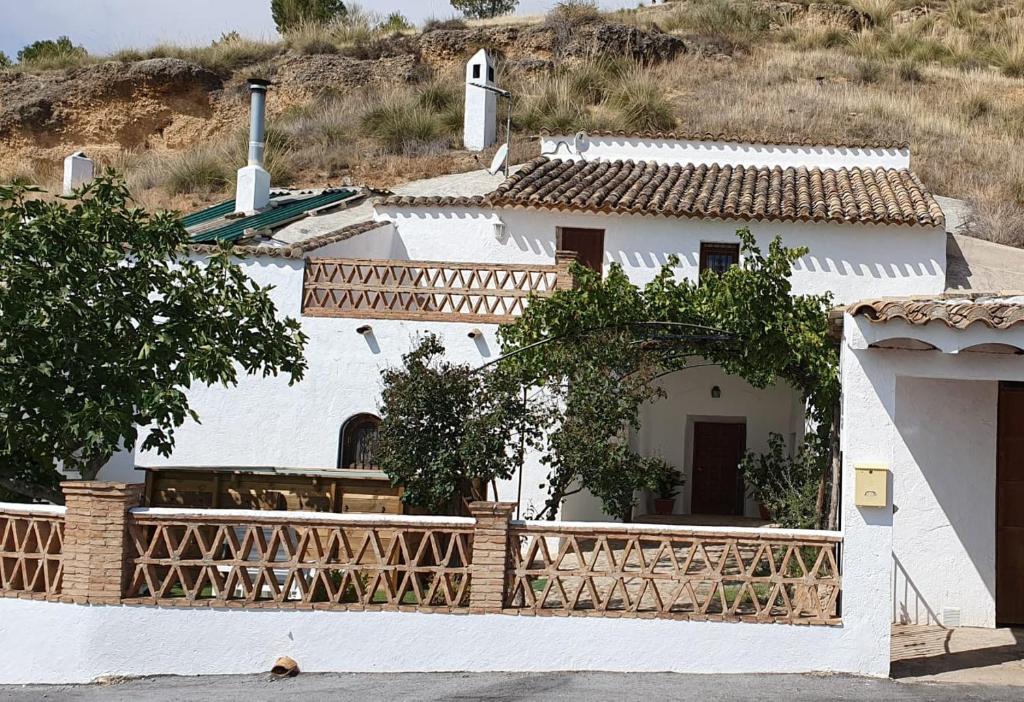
top-left (558, 227), bottom-right (604, 275)
top-left (690, 421), bottom-right (746, 516)
top-left (997, 382), bottom-right (1024, 625)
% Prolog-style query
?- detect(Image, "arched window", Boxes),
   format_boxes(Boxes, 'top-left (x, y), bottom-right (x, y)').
top-left (338, 413), bottom-right (380, 470)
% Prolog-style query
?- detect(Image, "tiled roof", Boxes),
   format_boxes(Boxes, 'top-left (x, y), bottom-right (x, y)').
top-left (188, 220), bottom-right (388, 259)
top-left (539, 129), bottom-right (910, 150)
top-left (379, 157), bottom-right (944, 228)
top-left (848, 293), bottom-right (1024, 329)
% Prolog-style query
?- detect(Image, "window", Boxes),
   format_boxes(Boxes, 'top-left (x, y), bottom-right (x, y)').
top-left (472, 64), bottom-right (481, 79)
top-left (338, 414), bottom-right (380, 470)
top-left (699, 242), bottom-right (740, 276)
top-left (557, 227), bottom-right (605, 276)
top-left (487, 66), bottom-right (494, 82)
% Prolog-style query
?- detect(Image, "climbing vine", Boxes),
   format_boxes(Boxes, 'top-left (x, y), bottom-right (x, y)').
top-left (498, 228), bottom-right (839, 521)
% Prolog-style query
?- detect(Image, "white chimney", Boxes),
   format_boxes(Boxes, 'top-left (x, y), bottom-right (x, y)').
top-left (235, 77), bottom-right (271, 214)
top-left (62, 151), bottom-right (94, 195)
top-left (464, 49), bottom-right (497, 152)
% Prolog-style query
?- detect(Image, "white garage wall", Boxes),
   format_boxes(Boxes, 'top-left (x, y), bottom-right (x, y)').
top-left (893, 377), bottom-right (998, 627)
top-left (843, 314), bottom-right (1024, 629)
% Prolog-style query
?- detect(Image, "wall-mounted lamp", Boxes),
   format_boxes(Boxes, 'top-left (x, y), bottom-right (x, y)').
top-left (355, 324), bottom-right (373, 335)
top-left (711, 385), bottom-right (721, 399)
top-left (467, 328), bottom-right (483, 339)
top-left (493, 221), bottom-right (507, 242)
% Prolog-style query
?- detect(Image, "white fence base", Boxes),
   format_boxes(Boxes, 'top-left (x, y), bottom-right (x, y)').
top-left (0, 598), bottom-right (889, 684)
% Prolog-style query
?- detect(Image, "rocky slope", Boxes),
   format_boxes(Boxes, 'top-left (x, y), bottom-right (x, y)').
top-left (0, 18), bottom-right (685, 170)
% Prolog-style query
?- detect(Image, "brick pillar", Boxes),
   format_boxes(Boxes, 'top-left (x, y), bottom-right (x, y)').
top-left (467, 501), bottom-right (516, 613)
top-left (61, 481), bottom-right (143, 604)
top-left (554, 250), bottom-right (578, 290)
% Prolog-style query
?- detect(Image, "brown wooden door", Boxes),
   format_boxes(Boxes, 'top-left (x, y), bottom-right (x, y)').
top-left (690, 422), bottom-right (746, 516)
top-left (997, 382), bottom-right (1024, 625)
top-left (558, 228), bottom-right (604, 275)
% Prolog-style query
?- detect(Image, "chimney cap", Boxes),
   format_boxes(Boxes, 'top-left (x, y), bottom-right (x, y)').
top-left (246, 77), bottom-right (271, 89)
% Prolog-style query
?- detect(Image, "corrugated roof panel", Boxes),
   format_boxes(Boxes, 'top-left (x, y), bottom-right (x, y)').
top-left (180, 199), bottom-right (235, 228)
top-left (189, 189), bottom-right (358, 244)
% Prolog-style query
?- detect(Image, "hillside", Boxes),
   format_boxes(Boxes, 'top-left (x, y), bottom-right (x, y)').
top-left (0, 0), bottom-right (1022, 244)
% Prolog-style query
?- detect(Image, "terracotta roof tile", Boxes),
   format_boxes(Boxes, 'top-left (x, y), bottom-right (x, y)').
top-left (378, 157), bottom-right (944, 228)
top-left (538, 129), bottom-right (910, 150)
top-left (848, 293), bottom-right (1024, 329)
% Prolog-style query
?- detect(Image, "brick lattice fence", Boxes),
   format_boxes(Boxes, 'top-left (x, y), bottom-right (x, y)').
top-left (0, 483), bottom-right (841, 624)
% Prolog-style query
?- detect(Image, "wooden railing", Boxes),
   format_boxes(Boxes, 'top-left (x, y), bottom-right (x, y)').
top-left (505, 521), bottom-right (842, 625)
top-left (0, 505), bottom-right (65, 598)
top-left (123, 508), bottom-right (475, 610)
top-left (302, 258), bottom-right (568, 323)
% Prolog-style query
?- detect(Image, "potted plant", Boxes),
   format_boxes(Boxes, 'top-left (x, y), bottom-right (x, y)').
top-left (653, 468), bottom-right (682, 516)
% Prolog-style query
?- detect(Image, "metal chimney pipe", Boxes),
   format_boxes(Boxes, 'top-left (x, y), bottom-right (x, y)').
top-left (246, 78), bottom-right (270, 167)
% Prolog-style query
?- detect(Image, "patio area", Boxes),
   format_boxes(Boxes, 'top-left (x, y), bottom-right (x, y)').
top-left (892, 624), bottom-right (1024, 686)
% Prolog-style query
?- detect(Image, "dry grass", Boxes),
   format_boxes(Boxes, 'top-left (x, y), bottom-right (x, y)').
top-left (4, 0), bottom-right (1023, 245)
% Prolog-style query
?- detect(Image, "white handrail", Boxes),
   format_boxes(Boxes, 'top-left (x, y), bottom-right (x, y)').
top-left (512, 518), bottom-right (842, 541)
top-left (0, 503), bottom-right (66, 516)
top-left (129, 506), bottom-right (475, 527)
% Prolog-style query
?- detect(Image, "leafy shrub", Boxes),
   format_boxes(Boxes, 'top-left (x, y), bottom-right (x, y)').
top-left (17, 36), bottom-right (89, 70)
top-left (546, 1), bottom-right (603, 26)
top-left (740, 433), bottom-right (825, 530)
top-left (449, 0), bottom-right (519, 20)
top-left (0, 52), bottom-right (11, 69)
top-left (272, 0), bottom-right (347, 33)
top-left (422, 17), bottom-right (468, 31)
top-left (378, 12), bottom-right (413, 32)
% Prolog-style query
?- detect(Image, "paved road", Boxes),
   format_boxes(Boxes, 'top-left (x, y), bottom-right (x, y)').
top-left (1, 672), bottom-right (1021, 701)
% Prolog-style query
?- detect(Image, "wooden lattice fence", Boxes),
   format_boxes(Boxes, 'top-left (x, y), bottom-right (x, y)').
top-left (302, 258), bottom-right (561, 323)
top-left (124, 510), bottom-right (475, 610)
top-left (0, 507), bottom-right (65, 597)
top-left (505, 522), bottom-right (842, 624)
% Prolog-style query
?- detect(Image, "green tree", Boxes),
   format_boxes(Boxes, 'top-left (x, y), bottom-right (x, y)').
top-left (376, 334), bottom-right (544, 515)
top-left (17, 36), bottom-right (87, 64)
top-left (271, 0), bottom-right (347, 32)
top-left (500, 228), bottom-right (838, 521)
top-left (378, 12), bottom-right (414, 32)
top-left (450, 0), bottom-right (519, 20)
top-left (0, 52), bottom-right (11, 69)
top-left (0, 176), bottom-right (307, 503)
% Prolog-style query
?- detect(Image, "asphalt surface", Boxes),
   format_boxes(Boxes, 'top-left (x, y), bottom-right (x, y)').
top-left (1, 672), bottom-right (1022, 701)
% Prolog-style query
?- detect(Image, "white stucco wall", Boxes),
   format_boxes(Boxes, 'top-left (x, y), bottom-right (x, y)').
top-left (893, 377), bottom-right (997, 627)
top-left (539, 135), bottom-right (912, 170)
top-left (125, 253), bottom-right (551, 516)
top-left (0, 594), bottom-right (887, 684)
top-left (563, 365), bottom-right (804, 522)
top-left (375, 206), bottom-right (946, 304)
top-left (842, 314), bottom-right (1024, 628)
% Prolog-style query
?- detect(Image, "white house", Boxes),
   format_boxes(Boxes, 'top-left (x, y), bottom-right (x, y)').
top-left (93, 60), bottom-right (1024, 632)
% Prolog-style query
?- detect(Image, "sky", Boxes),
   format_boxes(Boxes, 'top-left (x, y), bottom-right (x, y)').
top-left (0, 0), bottom-right (637, 58)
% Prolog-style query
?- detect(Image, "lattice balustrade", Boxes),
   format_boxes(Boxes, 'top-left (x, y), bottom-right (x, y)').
top-left (124, 510), bottom-right (474, 610)
top-left (302, 258), bottom-right (561, 322)
top-left (506, 523), bottom-right (841, 625)
top-left (0, 507), bottom-right (65, 597)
